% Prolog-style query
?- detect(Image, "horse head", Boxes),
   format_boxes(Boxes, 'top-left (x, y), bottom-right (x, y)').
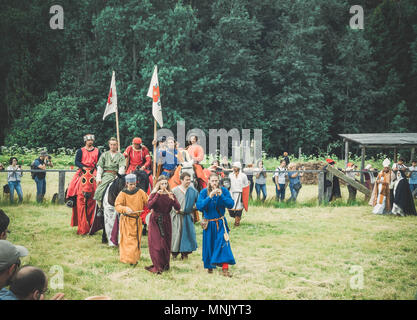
top-left (80, 168), bottom-right (95, 200)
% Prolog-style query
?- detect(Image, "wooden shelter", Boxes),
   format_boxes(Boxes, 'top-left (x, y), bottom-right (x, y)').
top-left (339, 133), bottom-right (417, 183)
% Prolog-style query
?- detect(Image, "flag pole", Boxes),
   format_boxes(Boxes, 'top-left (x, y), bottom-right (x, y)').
top-left (115, 106), bottom-right (121, 152)
top-left (153, 119), bottom-right (157, 180)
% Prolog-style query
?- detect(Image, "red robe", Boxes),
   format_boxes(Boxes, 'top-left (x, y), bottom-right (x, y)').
top-left (124, 145), bottom-right (153, 191)
top-left (67, 147), bottom-right (99, 197)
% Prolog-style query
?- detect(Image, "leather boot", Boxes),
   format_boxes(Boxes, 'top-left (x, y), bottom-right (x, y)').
top-left (222, 269), bottom-right (232, 277)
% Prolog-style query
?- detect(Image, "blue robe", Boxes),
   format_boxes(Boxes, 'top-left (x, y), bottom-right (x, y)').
top-left (196, 187), bottom-right (235, 269)
top-left (179, 186), bottom-right (199, 252)
top-left (161, 149), bottom-right (178, 175)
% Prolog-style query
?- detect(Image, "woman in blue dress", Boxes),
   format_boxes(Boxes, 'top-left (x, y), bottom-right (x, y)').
top-left (196, 173), bottom-right (235, 277)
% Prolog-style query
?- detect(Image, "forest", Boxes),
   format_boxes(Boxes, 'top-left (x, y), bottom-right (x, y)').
top-left (0, 0), bottom-right (416, 157)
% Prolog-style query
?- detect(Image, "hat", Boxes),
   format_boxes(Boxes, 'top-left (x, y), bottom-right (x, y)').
top-left (83, 134), bottom-right (95, 142)
top-left (365, 164), bottom-right (372, 170)
top-left (125, 174), bottom-right (137, 183)
top-left (132, 137), bottom-right (142, 145)
top-left (326, 158), bottom-right (335, 164)
top-left (383, 158), bottom-right (391, 168)
top-left (347, 162), bottom-right (354, 167)
top-left (40, 151), bottom-right (48, 157)
top-left (232, 162), bottom-right (242, 169)
top-left (0, 240), bottom-right (28, 271)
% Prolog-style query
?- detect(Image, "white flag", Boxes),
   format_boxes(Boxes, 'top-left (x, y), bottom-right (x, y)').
top-left (147, 65), bottom-right (163, 127)
top-left (103, 71), bottom-right (118, 120)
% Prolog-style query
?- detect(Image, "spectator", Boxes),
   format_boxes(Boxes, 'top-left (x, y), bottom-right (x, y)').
top-left (273, 160), bottom-right (288, 202)
top-left (345, 162), bottom-right (359, 202)
top-left (364, 164), bottom-right (373, 190)
top-left (283, 152), bottom-right (290, 167)
top-left (0, 240), bottom-right (28, 300)
top-left (0, 163), bottom-right (5, 171)
top-left (32, 151), bottom-right (53, 203)
top-left (254, 160), bottom-right (267, 201)
top-left (221, 156), bottom-right (232, 173)
top-left (0, 209), bottom-right (10, 240)
top-left (409, 159), bottom-right (417, 199)
top-left (243, 163), bottom-right (255, 199)
top-left (7, 157), bottom-right (23, 204)
top-left (287, 163), bottom-right (304, 202)
top-left (9, 266), bottom-right (65, 300)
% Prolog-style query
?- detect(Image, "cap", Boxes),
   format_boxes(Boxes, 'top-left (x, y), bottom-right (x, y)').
top-left (132, 137), bottom-right (142, 145)
top-left (84, 134), bottom-right (95, 142)
top-left (326, 158), bottom-right (335, 164)
top-left (365, 164), bottom-right (372, 170)
top-left (347, 162), bottom-right (354, 167)
top-left (0, 240), bottom-right (28, 271)
top-left (125, 174), bottom-right (137, 183)
top-left (232, 162), bottom-right (242, 169)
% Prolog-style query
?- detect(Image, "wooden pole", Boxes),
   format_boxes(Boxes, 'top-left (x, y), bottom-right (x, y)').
top-left (298, 147), bottom-right (302, 159)
top-left (393, 147), bottom-right (397, 163)
top-left (345, 140), bottom-right (349, 168)
top-left (115, 107), bottom-right (121, 152)
top-left (318, 171), bottom-right (325, 204)
top-left (326, 164), bottom-right (371, 197)
top-left (411, 147), bottom-right (415, 163)
top-left (361, 146), bottom-right (365, 184)
top-left (58, 171), bottom-right (66, 204)
top-left (153, 119), bottom-right (157, 180)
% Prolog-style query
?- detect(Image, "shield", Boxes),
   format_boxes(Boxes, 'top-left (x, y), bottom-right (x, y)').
top-left (242, 184), bottom-right (250, 212)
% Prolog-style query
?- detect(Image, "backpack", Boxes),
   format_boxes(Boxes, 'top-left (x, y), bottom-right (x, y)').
top-left (3, 184), bottom-right (10, 194)
top-left (30, 160), bottom-right (37, 180)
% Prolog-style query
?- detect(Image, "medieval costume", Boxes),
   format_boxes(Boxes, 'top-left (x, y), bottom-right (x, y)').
top-left (160, 148), bottom-right (179, 178)
top-left (170, 184), bottom-right (199, 259)
top-left (146, 192), bottom-right (181, 274)
top-left (372, 159), bottom-right (393, 214)
top-left (114, 174), bottom-right (149, 265)
top-left (124, 139), bottom-right (151, 173)
top-left (228, 162), bottom-right (249, 226)
top-left (196, 186), bottom-right (235, 274)
top-left (187, 143), bottom-right (205, 164)
top-left (67, 135), bottom-right (100, 200)
top-left (94, 150), bottom-right (125, 203)
top-left (392, 170), bottom-right (417, 216)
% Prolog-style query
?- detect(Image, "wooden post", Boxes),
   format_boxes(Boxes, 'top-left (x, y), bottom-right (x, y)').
top-left (318, 171), bottom-right (325, 204)
top-left (298, 147), bottom-right (302, 159)
top-left (153, 119), bottom-right (157, 181)
top-left (393, 147), bottom-right (397, 163)
top-left (326, 164), bottom-right (371, 197)
top-left (361, 146), bottom-right (365, 184)
top-left (58, 171), bottom-right (66, 204)
top-left (411, 147), bottom-right (415, 163)
top-left (115, 107), bottom-right (121, 152)
top-left (345, 140), bottom-right (349, 168)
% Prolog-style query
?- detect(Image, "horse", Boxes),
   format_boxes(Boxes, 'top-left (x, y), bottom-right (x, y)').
top-left (102, 169), bottom-right (150, 246)
top-left (70, 168), bottom-right (101, 235)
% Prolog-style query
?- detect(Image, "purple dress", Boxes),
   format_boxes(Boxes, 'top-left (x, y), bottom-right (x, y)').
top-left (147, 192), bottom-right (181, 272)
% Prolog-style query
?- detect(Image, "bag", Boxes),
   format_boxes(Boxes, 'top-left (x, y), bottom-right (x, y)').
top-left (193, 209), bottom-right (200, 223)
top-left (3, 184), bottom-right (10, 194)
top-left (30, 160), bottom-right (37, 180)
top-left (200, 218), bottom-right (208, 230)
top-left (293, 182), bottom-right (302, 191)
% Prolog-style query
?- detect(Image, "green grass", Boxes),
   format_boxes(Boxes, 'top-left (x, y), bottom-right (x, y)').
top-left (2, 201), bottom-right (417, 300)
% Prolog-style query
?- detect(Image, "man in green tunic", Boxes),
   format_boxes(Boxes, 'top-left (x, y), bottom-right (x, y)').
top-left (94, 137), bottom-right (126, 207)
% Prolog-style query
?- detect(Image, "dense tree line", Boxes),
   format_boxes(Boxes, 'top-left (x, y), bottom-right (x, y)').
top-left (0, 0), bottom-right (416, 157)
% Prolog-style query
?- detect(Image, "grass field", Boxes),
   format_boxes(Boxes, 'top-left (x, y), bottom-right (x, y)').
top-left (2, 196), bottom-right (417, 300)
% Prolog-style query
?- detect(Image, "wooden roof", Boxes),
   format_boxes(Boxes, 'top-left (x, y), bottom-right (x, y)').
top-left (338, 133), bottom-right (417, 148)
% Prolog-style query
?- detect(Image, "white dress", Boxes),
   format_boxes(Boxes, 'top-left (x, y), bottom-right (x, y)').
top-left (372, 176), bottom-right (389, 215)
top-left (229, 172), bottom-right (249, 211)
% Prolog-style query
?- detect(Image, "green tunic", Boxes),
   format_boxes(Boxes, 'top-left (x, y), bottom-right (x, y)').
top-left (94, 151), bottom-right (125, 202)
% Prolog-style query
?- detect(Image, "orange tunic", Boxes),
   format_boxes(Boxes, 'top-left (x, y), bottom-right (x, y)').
top-left (115, 188), bottom-right (149, 264)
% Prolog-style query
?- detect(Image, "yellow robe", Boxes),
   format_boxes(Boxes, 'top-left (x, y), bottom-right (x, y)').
top-left (115, 188), bottom-right (148, 264)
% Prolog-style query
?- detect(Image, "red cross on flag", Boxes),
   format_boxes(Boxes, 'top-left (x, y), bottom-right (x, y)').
top-left (103, 71), bottom-right (117, 120)
top-left (147, 65), bottom-right (163, 127)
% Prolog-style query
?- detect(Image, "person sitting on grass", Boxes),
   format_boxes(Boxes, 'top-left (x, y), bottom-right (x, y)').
top-left (9, 266), bottom-right (65, 300)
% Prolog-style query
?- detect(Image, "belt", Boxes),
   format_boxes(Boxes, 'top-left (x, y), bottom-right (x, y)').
top-left (104, 170), bottom-right (117, 174)
top-left (163, 169), bottom-right (173, 172)
top-left (206, 217), bottom-right (223, 231)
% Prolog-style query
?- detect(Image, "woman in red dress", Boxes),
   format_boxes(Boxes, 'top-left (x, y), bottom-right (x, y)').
top-left (146, 175), bottom-right (180, 274)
